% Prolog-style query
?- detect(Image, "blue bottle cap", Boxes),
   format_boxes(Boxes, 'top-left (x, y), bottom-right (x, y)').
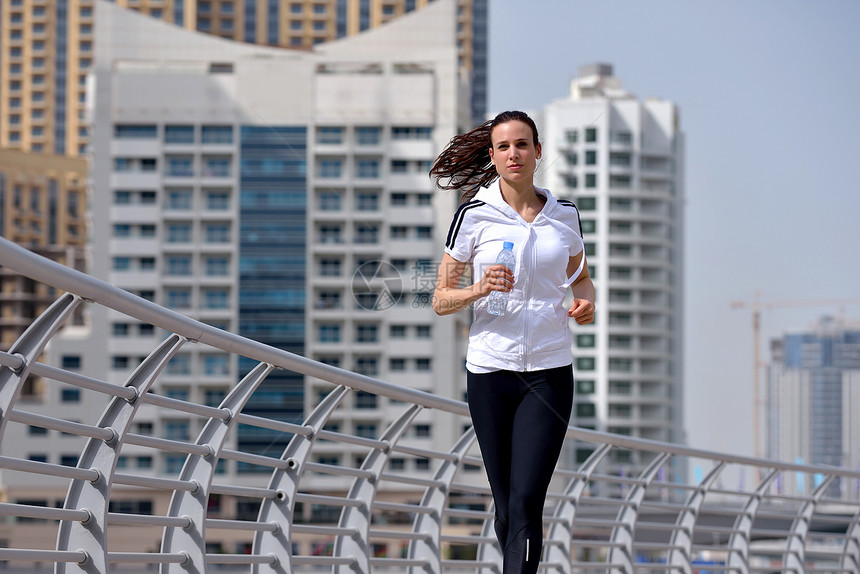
top-left (503, 241), bottom-right (514, 250)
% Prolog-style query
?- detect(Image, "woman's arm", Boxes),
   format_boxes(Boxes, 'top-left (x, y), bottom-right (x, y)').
top-left (432, 252), bottom-right (514, 316)
top-left (566, 251), bottom-right (595, 325)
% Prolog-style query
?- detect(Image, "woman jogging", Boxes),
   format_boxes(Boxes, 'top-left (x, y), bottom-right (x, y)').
top-left (431, 110), bottom-right (595, 573)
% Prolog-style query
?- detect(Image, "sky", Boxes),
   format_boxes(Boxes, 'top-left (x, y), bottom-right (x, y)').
top-left (487, 0), bottom-right (860, 457)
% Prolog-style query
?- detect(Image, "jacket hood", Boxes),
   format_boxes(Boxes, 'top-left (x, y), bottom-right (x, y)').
top-left (473, 179), bottom-right (561, 223)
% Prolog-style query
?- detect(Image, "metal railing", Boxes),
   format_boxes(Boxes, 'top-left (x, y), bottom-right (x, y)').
top-left (1, 236), bottom-right (859, 574)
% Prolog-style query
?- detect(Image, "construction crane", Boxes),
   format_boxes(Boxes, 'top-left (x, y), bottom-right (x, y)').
top-left (730, 294), bottom-right (860, 463)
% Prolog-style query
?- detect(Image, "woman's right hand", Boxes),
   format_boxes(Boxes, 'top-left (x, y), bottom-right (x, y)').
top-left (476, 264), bottom-right (515, 297)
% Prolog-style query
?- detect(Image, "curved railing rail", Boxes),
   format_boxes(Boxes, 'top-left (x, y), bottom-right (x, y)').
top-left (1, 236), bottom-right (859, 574)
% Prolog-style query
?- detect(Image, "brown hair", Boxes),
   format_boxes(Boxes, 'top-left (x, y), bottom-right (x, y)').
top-left (430, 110), bottom-right (540, 203)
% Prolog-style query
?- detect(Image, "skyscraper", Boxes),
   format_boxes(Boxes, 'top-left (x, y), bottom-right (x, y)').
top-left (0, 148), bottom-right (86, 393)
top-left (0, 0), bottom-right (470, 554)
top-left (538, 64), bottom-right (686, 470)
top-left (767, 316), bottom-right (860, 472)
top-left (0, 0), bottom-right (487, 157)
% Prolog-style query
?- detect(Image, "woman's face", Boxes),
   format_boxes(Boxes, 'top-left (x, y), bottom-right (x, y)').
top-left (488, 120), bottom-right (542, 184)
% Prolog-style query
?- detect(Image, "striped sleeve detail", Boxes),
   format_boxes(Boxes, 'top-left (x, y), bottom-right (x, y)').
top-left (445, 200), bottom-right (485, 250)
top-left (557, 199), bottom-right (584, 237)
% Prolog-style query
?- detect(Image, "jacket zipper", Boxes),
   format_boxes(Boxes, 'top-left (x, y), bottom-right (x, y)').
top-left (522, 227), bottom-right (536, 370)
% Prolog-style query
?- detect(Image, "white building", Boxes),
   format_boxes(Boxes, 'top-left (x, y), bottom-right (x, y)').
top-left (1, 0), bottom-right (472, 555)
top-left (767, 316), bottom-right (860, 481)
top-left (538, 63), bottom-right (686, 472)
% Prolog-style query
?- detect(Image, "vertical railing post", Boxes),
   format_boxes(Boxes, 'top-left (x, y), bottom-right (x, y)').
top-left (56, 334), bottom-right (186, 574)
top-left (160, 362), bottom-right (274, 574)
top-left (407, 428), bottom-right (477, 574)
top-left (783, 474), bottom-right (834, 574)
top-left (332, 404), bottom-right (422, 574)
top-left (0, 293), bottom-right (81, 439)
top-left (726, 468), bottom-right (778, 574)
top-left (545, 443), bottom-right (613, 574)
top-left (667, 461), bottom-right (726, 574)
top-left (840, 504), bottom-right (860, 574)
top-left (253, 384), bottom-right (351, 574)
top-left (607, 452), bottom-right (671, 574)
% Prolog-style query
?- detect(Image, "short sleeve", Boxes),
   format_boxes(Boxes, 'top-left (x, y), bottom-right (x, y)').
top-left (556, 199), bottom-right (585, 256)
top-left (444, 200), bottom-right (484, 262)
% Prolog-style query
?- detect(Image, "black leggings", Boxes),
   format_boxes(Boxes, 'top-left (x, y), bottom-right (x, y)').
top-left (467, 365), bottom-right (573, 574)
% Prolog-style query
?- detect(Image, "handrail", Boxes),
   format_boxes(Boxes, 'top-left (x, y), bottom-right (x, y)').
top-left (1, 235), bottom-right (859, 574)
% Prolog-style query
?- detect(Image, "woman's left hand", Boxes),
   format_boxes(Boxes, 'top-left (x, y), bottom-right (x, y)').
top-left (568, 298), bottom-right (594, 325)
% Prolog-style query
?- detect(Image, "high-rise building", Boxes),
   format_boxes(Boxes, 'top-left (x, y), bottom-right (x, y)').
top-left (0, 147), bottom-right (87, 393)
top-left (538, 64), bottom-right (686, 470)
top-left (0, 0), bottom-right (470, 554)
top-left (0, 0), bottom-right (487, 157)
top-left (767, 316), bottom-right (860, 473)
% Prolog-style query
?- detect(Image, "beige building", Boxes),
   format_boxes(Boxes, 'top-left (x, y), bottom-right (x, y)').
top-left (0, 147), bottom-right (87, 398)
top-left (0, 0), bottom-right (487, 157)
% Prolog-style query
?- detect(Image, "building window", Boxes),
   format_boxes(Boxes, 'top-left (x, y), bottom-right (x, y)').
top-left (389, 358), bottom-right (406, 371)
top-left (164, 125), bottom-right (195, 144)
top-left (202, 156), bottom-right (231, 177)
top-left (355, 324), bottom-right (378, 343)
top-left (113, 124), bottom-right (157, 139)
top-left (196, 125), bottom-right (232, 144)
top-left (585, 127), bottom-right (597, 143)
top-left (355, 423), bottom-right (377, 439)
top-left (28, 425), bottom-right (48, 436)
top-left (575, 357), bottom-right (595, 371)
top-left (62, 355), bottom-right (82, 370)
top-left (577, 380), bottom-right (595, 394)
top-left (585, 173), bottom-right (597, 188)
top-left (354, 356), bottom-right (378, 376)
top-left (356, 192), bottom-right (378, 211)
top-left (204, 388), bottom-right (227, 407)
top-left (316, 191), bottom-right (341, 211)
top-left (203, 289), bottom-right (229, 309)
top-left (317, 158), bottom-right (343, 179)
top-left (609, 358), bottom-right (633, 372)
top-left (355, 158), bottom-right (380, 178)
top-left (354, 224), bottom-right (378, 244)
top-left (60, 455), bottom-right (79, 467)
top-left (204, 256), bottom-right (230, 276)
top-left (166, 255), bottom-right (192, 276)
top-left (203, 354), bottom-right (230, 376)
top-left (585, 150), bottom-right (597, 165)
top-left (205, 190), bottom-right (230, 210)
top-left (165, 156), bottom-right (194, 177)
top-left (355, 391), bottom-right (377, 409)
top-left (317, 126), bottom-right (344, 144)
top-left (165, 289), bottom-right (191, 309)
top-left (355, 126), bottom-right (381, 145)
top-left (576, 334), bottom-right (595, 348)
top-left (415, 358), bottom-right (432, 371)
top-left (204, 223), bottom-right (230, 243)
top-left (578, 197), bottom-right (596, 211)
top-left (61, 388), bottom-right (81, 402)
top-left (575, 403), bottom-right (596, 418)
top-left (565, 129), bottom-right (578, 144)
top-left (319, 258), bottom-right (341, 276)
top-left (166, 355), bottom-right (191, 375)
top-left (318, 324), bottom-right (341, 343)
top-left (391, 126), bottom-right (432, 139)
top-left (580, 219), bottom-right (596, 234)
top-left (166, 223), bottom-right (192, 243)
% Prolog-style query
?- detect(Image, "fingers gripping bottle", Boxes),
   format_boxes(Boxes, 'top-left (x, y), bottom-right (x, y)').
top-left (487, 241), bottom-right (515, 316)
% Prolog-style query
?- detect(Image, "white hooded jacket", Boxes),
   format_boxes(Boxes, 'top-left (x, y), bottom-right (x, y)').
top-left (444, 179), bottom-right (585, 373)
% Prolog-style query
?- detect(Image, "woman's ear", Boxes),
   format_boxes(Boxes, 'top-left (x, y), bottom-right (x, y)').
top-left (536, 142), bottom-right (542, 159)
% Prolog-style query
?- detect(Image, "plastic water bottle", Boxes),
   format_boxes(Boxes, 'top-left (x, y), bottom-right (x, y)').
top-left (487, 241), bottom-right (515, 316)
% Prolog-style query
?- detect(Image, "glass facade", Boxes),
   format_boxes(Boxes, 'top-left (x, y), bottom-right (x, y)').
top-left (238, 126), bottom-right (307, 470)
top-left (53, 0), bottom-right (68, 154)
